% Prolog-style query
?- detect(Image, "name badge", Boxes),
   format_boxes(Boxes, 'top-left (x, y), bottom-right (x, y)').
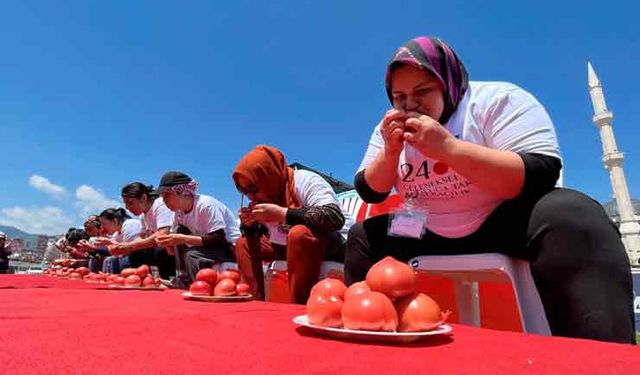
top-left (388, 210), bottom-right (428, 239)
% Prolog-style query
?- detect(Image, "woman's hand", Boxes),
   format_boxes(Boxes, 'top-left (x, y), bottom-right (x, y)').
top-left (107, 243), bottom-right (129, 256)
top-left (381, 109), bottom-right (408, 155)
top-left (403, 113), bottom-right (457, 160)
top-left (251, 203), bottom-right (287, 223)
top-left (93, 237), bottom-right (115, 247)
top-left (155, 234), bottom-right (187, 247)
top-left (239, 207), bottom-right (257, 226)
top-left (76, 239), bottom-right (93, 251)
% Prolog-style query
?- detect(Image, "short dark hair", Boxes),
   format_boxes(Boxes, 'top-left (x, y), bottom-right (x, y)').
top-left (98, 208), bottom-right (131, 224)
top-left (121, 182), bottom-right (159, 200)
top-left (65, 228), bottom-right (89, 245)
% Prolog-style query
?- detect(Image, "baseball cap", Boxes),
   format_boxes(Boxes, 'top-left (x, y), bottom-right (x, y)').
top-left (155, 171), bottom-right (193, 194)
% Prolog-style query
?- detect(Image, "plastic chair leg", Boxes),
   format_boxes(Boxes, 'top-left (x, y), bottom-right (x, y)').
top-left (455, 280), bottom-right (481, 327)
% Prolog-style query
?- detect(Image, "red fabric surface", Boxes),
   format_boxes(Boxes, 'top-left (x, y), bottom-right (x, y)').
top-left (0, 274), bottom-right (106, 289)
top-left (0, 275), bottom-right (636, 375)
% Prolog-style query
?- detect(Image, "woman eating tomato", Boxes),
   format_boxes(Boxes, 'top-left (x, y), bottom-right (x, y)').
top-left (233, 145), bottom-right (354, 304)
top-left (154, 171), bottom-right (239, 288)
top-left (345, 36), bottom-right (635, 343)
top-left (111, 182), bottom-right (176, 279)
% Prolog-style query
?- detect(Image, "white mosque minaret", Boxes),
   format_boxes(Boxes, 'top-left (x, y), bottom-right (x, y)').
top-left (587, 61), bottom-right (640, 265)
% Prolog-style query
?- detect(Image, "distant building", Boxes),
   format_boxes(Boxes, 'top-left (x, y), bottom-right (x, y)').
top-left (603, 198), bottom-right (640, 226)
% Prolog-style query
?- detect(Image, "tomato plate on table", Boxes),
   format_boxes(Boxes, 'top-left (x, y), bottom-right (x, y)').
top-left (292, 315), bottom-right (452, 344)
top-left (181, 292), bottom-right (253, 302)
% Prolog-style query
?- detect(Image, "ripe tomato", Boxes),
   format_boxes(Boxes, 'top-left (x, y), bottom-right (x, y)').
top-left (142, 276), bottom-right (156, 287)
top-left (189, 281), bottom-right (212, 296)
top-left (69, 272), bottom-right (82, 280)
top-left (196, 268), bottom-right (218, 286)
top-left (344, 281), bottom-right (370, 300)
top-left (366, 256), bottom-right (416, 299)
top-left (124, 275), bottom-right (142, 287)
top-left (236, 282), bottom-right (251, 296)
top-left (121, 268), bottom-right (137, 278)
top-left (135, 265), bottom-right (150, 279)
top-left (395, 293), bottom-right (448, 332)
top-left (113, 276), bottom-right (125, 285)
top-left (310, 278), bottom-right (347, 299)
top-left (307, 294), bottom-right (344, 328)
top-left (214, 278), bottom-right (237, 296)
top-left (218, 270), bottom-right (241, 284)
top-left (341, 291), bottom-right (398, 332)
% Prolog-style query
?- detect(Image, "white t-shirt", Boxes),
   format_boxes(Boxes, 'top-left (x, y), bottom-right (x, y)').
top-left (140, 198), bottom-right (174, 237)
top-left (266, 169), bottom-right (355, 245)
top-left (172, 194), bottom-right (241, 245)
top-left (358, 81), bottom-right (561, 238)
top-left (113, 218), bottom-right (142, 243)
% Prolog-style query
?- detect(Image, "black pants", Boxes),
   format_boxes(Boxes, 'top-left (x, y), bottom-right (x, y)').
top-left (128, 248), bottom-right (176, 279)
top-left (174, 226), bottom-right (236, 287)
top-left (345, 188), bottom-right (636, 344)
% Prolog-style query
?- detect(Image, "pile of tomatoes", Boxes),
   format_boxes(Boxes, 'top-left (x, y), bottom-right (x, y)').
top-left (47, 264), bottom-right (163, 288)
top-left (188, 268), bottom-right (251, 297)
top-left (306, 256), bottom-right (449, 332)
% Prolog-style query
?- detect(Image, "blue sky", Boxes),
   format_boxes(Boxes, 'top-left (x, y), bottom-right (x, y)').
top-left (0, 1), bottom-right (638, 234)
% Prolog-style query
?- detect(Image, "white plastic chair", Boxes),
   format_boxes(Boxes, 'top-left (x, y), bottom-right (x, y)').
top-left (409, 253), bottom-right (550, 335)
top-left (263, 260), bottom-right (345, 301)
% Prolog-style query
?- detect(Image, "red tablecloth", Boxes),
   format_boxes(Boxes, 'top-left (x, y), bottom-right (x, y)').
top-left (0, 275), bottom-right (636, 374)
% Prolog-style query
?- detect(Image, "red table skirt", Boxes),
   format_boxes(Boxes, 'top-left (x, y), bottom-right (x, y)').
top-left (0, 275), bottom-right (636, 374)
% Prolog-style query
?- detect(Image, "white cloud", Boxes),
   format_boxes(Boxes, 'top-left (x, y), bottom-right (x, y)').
top-left (74, 185), bottom-right (120, 217)
top-left (29, 174), bottom-right (68, 199)
top-left (0, 206), bottom-right (74, 235)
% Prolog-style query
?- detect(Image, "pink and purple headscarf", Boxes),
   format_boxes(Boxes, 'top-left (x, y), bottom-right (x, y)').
top-left (385, 36), bottom-right (469, 124)
top-left (171, 180), bottom-right (199, 197)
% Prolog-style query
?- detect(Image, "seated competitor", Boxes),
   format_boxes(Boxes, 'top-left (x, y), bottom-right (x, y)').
top-left (154, 171), bottom-right (239, 287)
top-left (95, 208), bottom-right (142, 274)
top-left (233, 145), bottom-right (354, 303)
top-left (345, 36), bottom-right (635, 343)
top-left (109, 182), bottom-right (176, 279)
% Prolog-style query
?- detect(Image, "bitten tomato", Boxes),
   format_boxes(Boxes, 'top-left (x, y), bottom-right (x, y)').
top-left (341, 291), bottom-right (398, 332)
top-left (365, 256), bottom-right (416, 299)
top-left (189, 281), bottom-right (212, 296)
top-left (307, 294), bottom-right (344, 328)
top-left (214, 279), bottom-right (237, 296)
top-left (344, 281), bottom-right (370, 300)
top-left (218, 270), bottom-right (241, 284)
top-left (395, 293), bottom-right (449, 332)
top-left (196, 268), bottom-right (218, 286)
top-left (310, 278), bottom-right (347, 299)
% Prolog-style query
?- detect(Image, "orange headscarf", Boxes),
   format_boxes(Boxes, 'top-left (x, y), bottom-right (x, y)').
top-left (232, 145), bottom-right (302, 208)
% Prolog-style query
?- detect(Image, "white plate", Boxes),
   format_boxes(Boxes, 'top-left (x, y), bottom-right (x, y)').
top-left (292, 315), bottom-right (452, 343)
top-left (181, 292), bottom-right (254, 302)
